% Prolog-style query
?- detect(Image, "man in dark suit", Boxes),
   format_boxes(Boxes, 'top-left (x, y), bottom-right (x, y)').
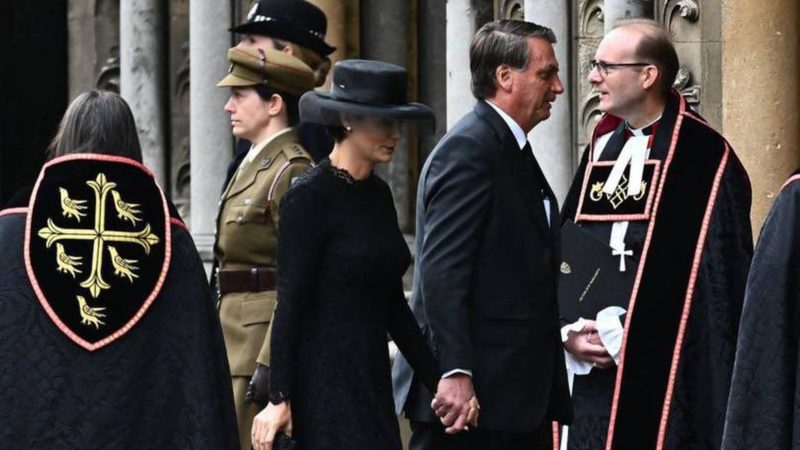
top-left (392, 19), bottom-right (572, 450)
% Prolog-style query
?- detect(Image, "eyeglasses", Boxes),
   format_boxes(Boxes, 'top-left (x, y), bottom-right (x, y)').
top-left (589, 59), bottom-right (651, 77)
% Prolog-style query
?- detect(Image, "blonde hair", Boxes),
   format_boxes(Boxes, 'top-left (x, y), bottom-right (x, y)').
top-left (285, 42), bottom-right (332, 87)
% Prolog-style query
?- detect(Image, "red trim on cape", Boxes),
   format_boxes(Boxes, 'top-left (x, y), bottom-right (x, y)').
top-left (170, 217), bottom-right (189, 232)
top-left (779, 174), bottom-right (800, 193)
top-left (655, 142), bottom-right (730, 449)
top-left (0, 207), bottom-right (29, 217)
top-left (552, 421), bottom-right (560, 450)
top-left (23, 153), bottom-right (172, 351)
top-left (604, 95), bottom-right (688, 450)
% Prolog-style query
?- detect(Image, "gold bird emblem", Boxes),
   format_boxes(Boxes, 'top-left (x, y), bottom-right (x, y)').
top-left (59, 188), bottom-right (87, 221)
top-left (108, 245), bottom-right (139, 282)
top-left (77, 295), bottom-right (106, 329)
top-left (590, 181), bottom-right (606, 202)
top-left (55, 243), bottom-right (83, 278)
top-left (111, 190), bottom-right (142, 225)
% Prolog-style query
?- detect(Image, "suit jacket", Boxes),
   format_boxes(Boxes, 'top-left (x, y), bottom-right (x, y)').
top-left (392, 100), bottom-right (572, 433)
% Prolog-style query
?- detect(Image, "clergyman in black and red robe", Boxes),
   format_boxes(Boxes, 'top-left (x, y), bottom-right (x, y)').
top-left (558, 90), bottom-right (753, 450)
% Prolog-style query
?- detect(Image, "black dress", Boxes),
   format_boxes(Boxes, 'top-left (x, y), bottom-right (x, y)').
top-left (269, 159), bottom-right (440, 450)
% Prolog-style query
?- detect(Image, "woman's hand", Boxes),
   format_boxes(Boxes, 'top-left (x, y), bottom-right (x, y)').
top-left (251, 400), bottom-right (292, 450)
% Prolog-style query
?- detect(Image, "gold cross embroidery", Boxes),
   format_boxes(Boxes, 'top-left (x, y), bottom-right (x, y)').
top-left (37, 173), bottom-right (160, 299)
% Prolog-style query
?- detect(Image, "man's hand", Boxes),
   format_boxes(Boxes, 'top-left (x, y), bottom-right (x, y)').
top-left (251, 401), bottom-right (292, 450)
top-left (431, 374), bottom-right (478, 434)
top-left (245, 364), bottom-right (270, 407)
top-left (564, 320), bottom-right (614, 369)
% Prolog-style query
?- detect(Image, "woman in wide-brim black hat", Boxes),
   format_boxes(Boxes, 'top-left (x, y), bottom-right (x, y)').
top-left (250, 60), bottom-right (456, 450)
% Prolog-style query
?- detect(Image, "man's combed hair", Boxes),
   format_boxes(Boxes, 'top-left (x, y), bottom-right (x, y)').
top-left (469, 19), bottom-right (556, 99)
top-left (615, 19), bottom-right (679, 99)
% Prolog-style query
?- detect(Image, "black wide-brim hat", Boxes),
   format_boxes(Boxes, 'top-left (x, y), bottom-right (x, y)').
top-left (230, 0), bottom-right (336, 57)
top-left (300, 59), bottom-right (434, 127)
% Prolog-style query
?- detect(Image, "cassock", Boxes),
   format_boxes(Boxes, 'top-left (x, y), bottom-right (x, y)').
top-left (558, 91), bottom-right (753, 450)
top-left (722, 170), bottom-right (800, 450)
top-left (0, 154), bottom-right (239, 449)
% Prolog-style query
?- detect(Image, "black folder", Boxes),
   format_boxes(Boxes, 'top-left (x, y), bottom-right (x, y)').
top-left (558, 220), bottom-right (637, 323)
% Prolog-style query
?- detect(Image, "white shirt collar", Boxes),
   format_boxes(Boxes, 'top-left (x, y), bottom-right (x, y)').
top-left (244, 127), bottom-right (293, 163)
top-left (485, 100), bottom-right (528, 150)
top-left (625, 114), bottom-right (662, 137)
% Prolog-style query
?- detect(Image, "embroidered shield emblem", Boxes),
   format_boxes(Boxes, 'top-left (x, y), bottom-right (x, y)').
top-left (25, 155), bottom-right (171, 351)
top-left (576, 160), bottom-right (661, 223)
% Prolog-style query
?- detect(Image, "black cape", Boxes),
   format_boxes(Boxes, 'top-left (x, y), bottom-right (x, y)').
top-left (560, 92), bottom-right (753, 450)
top-left (722, 170), bottom-right (800, 450)
top-left (0, 157), bottom-right (239, 449)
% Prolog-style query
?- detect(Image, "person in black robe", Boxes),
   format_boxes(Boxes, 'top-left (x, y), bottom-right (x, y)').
top-left (0, 90), bottom-right (239, 449)
top-left (558, 20), bottom-right (752, 450)
top-left (249, 60), bottom-right (467, 450)
top-left (721, 170), bottom-right (800, 450)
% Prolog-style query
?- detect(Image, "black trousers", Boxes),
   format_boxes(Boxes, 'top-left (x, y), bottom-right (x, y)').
top-left (409, 420), bottom-right (553, 450)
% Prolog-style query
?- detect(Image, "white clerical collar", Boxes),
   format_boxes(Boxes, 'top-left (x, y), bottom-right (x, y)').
top-left (245, 127), bottom-right (293, 164)
top-left (485, 100), bottom-right (528, 150)
top-left (625, 114), bottom-right (662, 137)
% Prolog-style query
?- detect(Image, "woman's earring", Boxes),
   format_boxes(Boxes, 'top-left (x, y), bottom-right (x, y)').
top-left (345, 125), bottom-right (352, 133)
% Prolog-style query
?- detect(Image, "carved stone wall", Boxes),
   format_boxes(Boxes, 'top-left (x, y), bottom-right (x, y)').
top-left (570, 0), bottom-right (722, 168)
top-left (573, 0), bottom-right (605, 162)
top-left (68, 0), bottom-right (197, 223)
top-left (658, 0), bottom-right (722, 128)
top-left (496, 0), bottom-right (525, 20)
top-left (169, 0), bottom-right (190, 223)
top-left (68, 0), bottom-right (120, 98)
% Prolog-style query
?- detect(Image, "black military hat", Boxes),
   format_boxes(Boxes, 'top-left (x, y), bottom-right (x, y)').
top-left (231, 0), bottom-right (336, 57)
top-left (26, 154), bottom-right (169, 351)
top-left (299, 59), bottom-right (434, 126)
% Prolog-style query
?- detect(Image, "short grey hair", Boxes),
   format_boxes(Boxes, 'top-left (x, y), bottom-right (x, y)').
top-left (470, 19), bottom-right (556, 99)
top-left (47, 90), bottom-right (142, 162)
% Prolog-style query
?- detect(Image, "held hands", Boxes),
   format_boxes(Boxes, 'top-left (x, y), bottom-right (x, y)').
top-left (431, 374), bottom-right (480, 434)
top-left (564, 319), bottom-right (614, 369)
top-left (245, 364), bottom-right (271, 407)
top-left (251, 400), bottom-right (292, 450)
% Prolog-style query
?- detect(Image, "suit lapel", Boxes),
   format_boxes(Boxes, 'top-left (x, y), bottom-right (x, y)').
top-left (519, 145), bottom-right (554, 237)
top-left (474, 101), bottom-right (554, 237)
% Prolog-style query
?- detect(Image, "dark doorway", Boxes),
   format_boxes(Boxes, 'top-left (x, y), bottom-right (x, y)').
top-left (0, 1), bottom-right (68, 206)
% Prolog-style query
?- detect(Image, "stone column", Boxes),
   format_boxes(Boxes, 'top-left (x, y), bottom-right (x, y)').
top-left (446, 0), bottom-right (478, 129)
top-left (419, 0), bottom-right (447, 160)
top-left (604, 0), bottom-right (655, 32)
top-left (189, 0), bottom-right (232, 264)
top-left (361, 0), bottom-right (411, 231)
top-left (525, 0), bottom-right (573, 203)
top-left (120, 0), bottom-right (167, 187)
top-left (722, 0), bottom-right (800, 234)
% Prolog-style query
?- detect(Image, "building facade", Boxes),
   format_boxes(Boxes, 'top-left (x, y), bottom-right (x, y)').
top-left (1, 0), bottom-right (798, 263)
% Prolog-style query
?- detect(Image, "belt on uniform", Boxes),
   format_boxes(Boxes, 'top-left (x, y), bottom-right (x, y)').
top-left (217, 267), bottom-right (277, 295)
